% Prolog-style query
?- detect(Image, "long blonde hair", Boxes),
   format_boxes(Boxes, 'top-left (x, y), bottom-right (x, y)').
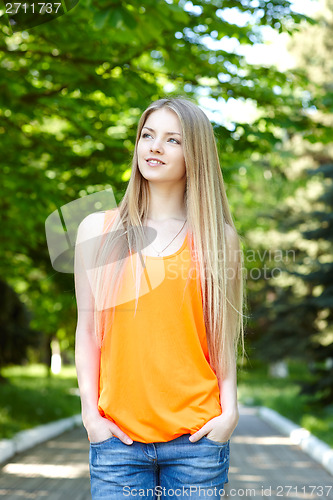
top-left (92, 96), bottom-right (247, 379)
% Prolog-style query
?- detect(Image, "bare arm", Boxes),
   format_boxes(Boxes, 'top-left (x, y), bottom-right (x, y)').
top-left (74, 212), bottom-right (133, 445)
top-left (214, 352), bottom-right (239, 439)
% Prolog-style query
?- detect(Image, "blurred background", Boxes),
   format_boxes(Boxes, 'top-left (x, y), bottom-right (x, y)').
top-left (0, 0), bottom-right (332, 447)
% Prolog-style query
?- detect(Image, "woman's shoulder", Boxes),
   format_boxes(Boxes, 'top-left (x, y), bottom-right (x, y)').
top-left (76, 209), bottom-right (118, 243)
top-left (79, 211), bottom-right (103, 231)
top-left (79, 209), bottom-right (119, 230)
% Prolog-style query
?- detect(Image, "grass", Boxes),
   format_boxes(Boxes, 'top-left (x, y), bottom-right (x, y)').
top-left (0, 364), bottom-right (81, 440)
top-left (237, 358), bottom-right (333, 447)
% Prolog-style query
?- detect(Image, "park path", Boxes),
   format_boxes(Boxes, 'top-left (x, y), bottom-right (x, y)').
top-left (226, 406), bottom-right (332, 498)
top-left (0, 405), bottom-right (332, 499)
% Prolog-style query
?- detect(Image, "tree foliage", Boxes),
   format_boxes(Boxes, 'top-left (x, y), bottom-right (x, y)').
top-left (249, 0), bottom-right (333, 407)
top-left (0, 280), bottom-right (41, 378)
top-left (0, 0), bottom-right (315, 368)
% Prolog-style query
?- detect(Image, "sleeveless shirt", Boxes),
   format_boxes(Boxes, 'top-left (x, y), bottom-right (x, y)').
top-left (97, 209), bottom-right (222, 443)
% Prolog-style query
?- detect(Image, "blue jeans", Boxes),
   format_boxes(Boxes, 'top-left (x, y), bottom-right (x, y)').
top-left (89, 433), bottom-right (230, 499)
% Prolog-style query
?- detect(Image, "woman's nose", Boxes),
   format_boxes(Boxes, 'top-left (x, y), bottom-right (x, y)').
top-left (150, 138), bottom-right (163, 153)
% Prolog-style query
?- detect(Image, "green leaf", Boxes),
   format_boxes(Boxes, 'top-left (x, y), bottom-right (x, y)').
top-left (93, 9), bottom-right (111, 30)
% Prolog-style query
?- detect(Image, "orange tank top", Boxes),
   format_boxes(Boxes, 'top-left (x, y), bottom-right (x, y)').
top-left (97, 209), bottom-right (222, 443)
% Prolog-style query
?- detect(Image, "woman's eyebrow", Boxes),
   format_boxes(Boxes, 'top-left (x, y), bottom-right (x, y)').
top-left (143, 126), bottom-right (181, 136)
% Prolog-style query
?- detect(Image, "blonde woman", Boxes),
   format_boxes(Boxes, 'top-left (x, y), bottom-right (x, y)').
top-left (74, 97), bottom-right (246, 499)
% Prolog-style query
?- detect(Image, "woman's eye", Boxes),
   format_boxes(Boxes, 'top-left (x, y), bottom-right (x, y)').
top-left (141, 133), bottom-right (180, 144)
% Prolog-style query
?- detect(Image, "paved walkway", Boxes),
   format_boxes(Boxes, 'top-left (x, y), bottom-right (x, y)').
top-left (0, 425), bottom-right (91, 500)
top-left (0, 406), bottom-right (332, 499)
top-left (225, 406), bottom-right (333, 498)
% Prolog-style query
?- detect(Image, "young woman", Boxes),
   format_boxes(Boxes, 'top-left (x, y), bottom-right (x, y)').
top-left (74, 97), bottom-right (246, 499)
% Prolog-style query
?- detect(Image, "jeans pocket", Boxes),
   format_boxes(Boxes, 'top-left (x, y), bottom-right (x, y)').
top-left (90, 435), bottom-right (117, 446)
top-left (201, 436), bottom-right (230, 446)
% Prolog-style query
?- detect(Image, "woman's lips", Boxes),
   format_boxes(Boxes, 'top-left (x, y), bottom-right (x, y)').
top-left (146, 159), bottom-right (165, 166)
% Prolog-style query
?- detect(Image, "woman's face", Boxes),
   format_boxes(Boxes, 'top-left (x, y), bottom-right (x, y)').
top-left (137, 107), bottom-right (186, 184)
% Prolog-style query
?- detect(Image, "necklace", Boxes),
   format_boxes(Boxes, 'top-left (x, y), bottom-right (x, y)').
top-left (149, 219), bottom-right (187, 257)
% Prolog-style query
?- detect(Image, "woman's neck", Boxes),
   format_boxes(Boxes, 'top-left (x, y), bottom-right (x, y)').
top-left (146, 185), bottom-right (186, 223)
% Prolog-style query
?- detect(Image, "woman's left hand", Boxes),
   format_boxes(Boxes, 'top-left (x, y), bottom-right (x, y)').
top-left (189, 410), bottom-right (239, 443)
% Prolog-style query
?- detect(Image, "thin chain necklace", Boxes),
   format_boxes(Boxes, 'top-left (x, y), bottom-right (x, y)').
top-left (149, 219), bottom-right (187, 257)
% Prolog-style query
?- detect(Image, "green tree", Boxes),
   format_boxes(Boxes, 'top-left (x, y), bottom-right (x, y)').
top-left (298, 163), bottom-right (333, 406)
top-left (0, 280), bottom-right (41, 380)
top-left (250, 0), bottom-right (333, 407)
top-left (0, 0), bottom-right (312, 368)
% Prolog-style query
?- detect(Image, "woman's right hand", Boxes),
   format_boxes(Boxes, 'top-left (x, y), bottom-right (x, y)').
top-left (84, 412), bottom-right (133, 445)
